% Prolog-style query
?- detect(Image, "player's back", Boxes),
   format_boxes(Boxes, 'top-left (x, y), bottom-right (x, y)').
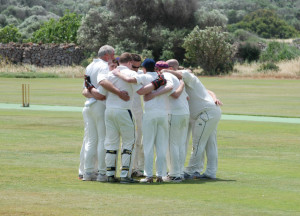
top-left (137, 72), bottom-right (169, 115)
top-left (105, 65), bottom-right (141, 110)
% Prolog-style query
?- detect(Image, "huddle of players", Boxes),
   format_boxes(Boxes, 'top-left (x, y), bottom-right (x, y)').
top-left (78, 45), bottom-right (223, 183)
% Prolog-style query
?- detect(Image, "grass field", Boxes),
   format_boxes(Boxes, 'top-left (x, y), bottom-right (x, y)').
top-left (0, 77), bottom-right (300, 215)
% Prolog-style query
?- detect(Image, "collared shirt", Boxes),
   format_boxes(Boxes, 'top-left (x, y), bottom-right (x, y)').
top-left (164, 72), bottom-right (190, 116)
top-left (100, 65), bottom-right (142, 109)
top-left (136, 72), bottom-right (172, 115)
top-left (181, 70), bottom-right (216, 119)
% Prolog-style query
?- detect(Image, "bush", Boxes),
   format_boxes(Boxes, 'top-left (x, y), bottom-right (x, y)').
top-left (183, 26), bottom-right (235, 75)
top-left (195, 9), bottom-right (228, 29)
top-left (31, 11), bottom-right (81, 43)
top-left (258, 62), bottom-right (279, 72)
top-left (238, 42), bottom-right (261, 62)
top-left (0, 24), bottom-right (21, 43)
top-left (228, 9), bottom-right (300, 39)
top-left (260, 41), bottom-right (300, 62)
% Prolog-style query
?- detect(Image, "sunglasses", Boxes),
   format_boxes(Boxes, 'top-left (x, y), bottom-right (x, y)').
top-left (132, 65), bottom-right (140, 69)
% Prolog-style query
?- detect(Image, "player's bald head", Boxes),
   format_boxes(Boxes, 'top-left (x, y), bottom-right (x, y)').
top-left (166, 59), bottom-right (179, 70)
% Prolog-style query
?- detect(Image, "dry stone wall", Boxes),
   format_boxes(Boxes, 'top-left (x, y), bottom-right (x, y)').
top-left (0, 43), bottom-right (85, 66)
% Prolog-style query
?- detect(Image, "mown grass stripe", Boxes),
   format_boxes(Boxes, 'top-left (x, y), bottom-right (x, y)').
top-left (1, 103), bottom-right (300, 124)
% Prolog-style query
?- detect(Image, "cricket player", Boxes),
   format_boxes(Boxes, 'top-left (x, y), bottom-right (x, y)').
top-left (112, 58), bottom-right (171, 183)
top-left (162, 60), bottom-right (222, 180)
top-left (130, 54), bottom-right (145, 177)
top-left (98, 53), bottom-right (143, 183)
top-left (145, 61), bottom-right (190, 182)
top-left (83, 45), bottom-right (123, 182)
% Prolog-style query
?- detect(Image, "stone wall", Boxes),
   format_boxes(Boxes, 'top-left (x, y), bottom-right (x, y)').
top-left (0, 43), bottom-right (85, 66)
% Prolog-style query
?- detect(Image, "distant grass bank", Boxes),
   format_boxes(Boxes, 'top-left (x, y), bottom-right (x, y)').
top-left (0, 58), bottom-right (299, 79)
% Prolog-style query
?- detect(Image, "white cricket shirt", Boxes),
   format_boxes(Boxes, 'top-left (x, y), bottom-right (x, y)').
top-left (181, 70), bottom-right (216, 119)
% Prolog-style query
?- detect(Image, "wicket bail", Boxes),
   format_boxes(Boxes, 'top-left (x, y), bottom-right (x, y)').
top-left (22, 84), bottom-right (30, 107)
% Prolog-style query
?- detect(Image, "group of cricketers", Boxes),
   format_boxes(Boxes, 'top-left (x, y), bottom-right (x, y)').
top-left (78, 44), bottom-right (223, 183)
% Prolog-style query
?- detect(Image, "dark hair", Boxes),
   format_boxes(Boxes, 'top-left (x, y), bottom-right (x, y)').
top-left (119, 52), bottom-right (133, 63)
top-left (112, 59), bottom-right (119, 65)
top-left (131, 53), bottom-right (141, 62)
top-left (145, 67), bottom-right (155, 72)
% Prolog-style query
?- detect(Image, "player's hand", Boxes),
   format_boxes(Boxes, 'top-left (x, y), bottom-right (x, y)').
top-left (215, 99), bottom-right (223, 106)
top-left (112, 68), bottom-right (121, 76)
top-left (144, 93), bottom-right (155, 102)
top-left (151, 75), bottom-right (167, 90)
top-left (119, 90), bottom-right (130, 101)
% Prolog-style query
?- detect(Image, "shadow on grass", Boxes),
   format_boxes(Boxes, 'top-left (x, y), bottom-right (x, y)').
top-left (79, 177), bottom-right (236, 186)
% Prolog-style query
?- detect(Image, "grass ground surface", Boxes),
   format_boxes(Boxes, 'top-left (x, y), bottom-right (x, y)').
top-left (0, 77), bottom-right (300, 215)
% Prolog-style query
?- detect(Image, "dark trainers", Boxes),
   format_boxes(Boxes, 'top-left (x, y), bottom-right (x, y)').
top-left (183, 172), bottom-right (193, 180)
top-left (140, 177), bottom-right (153, 183)
top-left (156, 176), bottom-right (163, 183)
top-left (78, 174), bottom-right (83, 180)
top-left (107, 176), bottom-right (119, 183)
top-left (132, 170), bottom-right (145, 177)
top-left (120, 177), bottom-right (139, 184)
top-left (193, 172), bottom-right (201, 179)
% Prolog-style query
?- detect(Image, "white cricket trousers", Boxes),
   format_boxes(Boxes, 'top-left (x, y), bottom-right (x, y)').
top-left (84, 101), bottom-right (106, 175)
top-left (185, 107), bottom-right (221, 178)
top-left (168, 114), bottom-right (190, 177)
top-left (79, 107), bottom-right (98, 176)
top-left (142, 112), bottom-right (169, 178)
top-left (104, 108), bottom-right (135, 178)
top-left (132, 110), bottom-right (144, 171)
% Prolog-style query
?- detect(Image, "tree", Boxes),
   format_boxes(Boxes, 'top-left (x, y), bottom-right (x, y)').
top-left (195, 9), bottom-right (228, 29)
top-left (31, 11), bottom-right (81, 43)
top-left (77, 7), bottom-right (114, 52)
top-left (183, 26), bottom-right (235, 75)
top-left (228, 9), bottom-right (299, 39)
top-left (0, 24), bottom-right (21, 43)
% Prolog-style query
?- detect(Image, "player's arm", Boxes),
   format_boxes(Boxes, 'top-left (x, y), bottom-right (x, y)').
top-left (112, 69), bottom-right (137, 83)
top-left (161, 69), bottom-right (183, 80)
top-left (143, 82), bottom-right (173, 102)
top-left (170, 80), bottom-right (185, 99)
top-left (136, 75), bottom-right (168, 95)
top-left (82, 87), bottom-right (106, 100)
top-left (207, 90), bottom-right (223, 106)
top-left (82, 88), bottom-right (93, 98)
top-left (99, 79), bottom-right (130, 101)
top-left (90, 88), bottom-right (106, 100)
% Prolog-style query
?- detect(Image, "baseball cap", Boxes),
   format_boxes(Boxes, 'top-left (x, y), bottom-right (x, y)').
top-left (141, 58), bottom-right (155, 69)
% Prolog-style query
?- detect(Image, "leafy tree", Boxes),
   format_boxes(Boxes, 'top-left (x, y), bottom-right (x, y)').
top-left (0, 24), bottom-right (21, 43)
top-left (228, 9), bottom-right (299, 39)
top-left (77, 7), bottom-right (114, 52)
top-left (183, 26), bottom-right (235, 75)
top-left (31, 11), bottom-right (81, 43)
top-left (195, 9), bottom-right (228, 30)
top-left (107, 0), bottom-right (198, 29)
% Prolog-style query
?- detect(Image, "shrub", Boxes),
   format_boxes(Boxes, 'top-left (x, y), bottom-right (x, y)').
top-left (258, 62), bottom-right (279, 72)
top-left (31, 11), bottom-right (81, 43)
top-left (183, 26), bottom-right (235, 75)
top-left (238, 42), bottom-right (261, 62)
top-left (260, 41), bottom-right (300, 62)
top-left (228, 9), bottom-right (300, 39)
top-left (195, 9), bottom-right (228, 29)
top-left (0, 24), bottom-right (21, 43)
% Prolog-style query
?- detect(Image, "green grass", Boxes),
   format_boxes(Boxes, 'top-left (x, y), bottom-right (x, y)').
top-left (0, 110), bottom-right (299, 215)
top-left (0, 77), bottom-right (300, 215)
top-left (1, 77), bottom-right (300, 117)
